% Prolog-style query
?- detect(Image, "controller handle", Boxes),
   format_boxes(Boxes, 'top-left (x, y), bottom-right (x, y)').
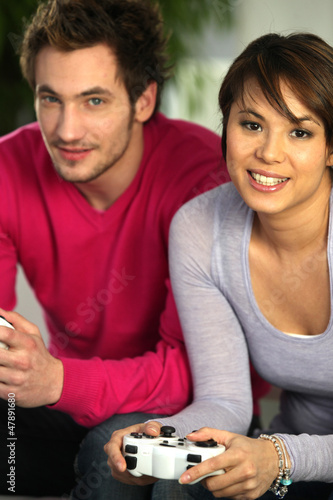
top-left (124, 456), bottom-right (143, 477)
top-left (0, 315), bottom-right (14, 350)
top-left (189, 468), bottom-right (225, 485)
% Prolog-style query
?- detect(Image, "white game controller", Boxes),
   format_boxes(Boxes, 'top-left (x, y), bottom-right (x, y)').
top-left (0, 315), bottom-right (14, 349)
top-left (123, 425), bottom-right (225, 484)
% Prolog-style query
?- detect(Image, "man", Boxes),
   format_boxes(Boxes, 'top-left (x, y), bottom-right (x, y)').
top-left (0, 0), bottom-right (268, 498)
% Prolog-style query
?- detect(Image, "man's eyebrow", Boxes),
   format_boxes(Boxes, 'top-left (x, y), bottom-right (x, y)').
top-left (36, 84), bottom-right (113, 98)
top-left (238, 108), bottom-right (321, 126)
top-left (80, 86), bottom-right (113, 97)
top-left (36, 84), bottom-right (57, 95)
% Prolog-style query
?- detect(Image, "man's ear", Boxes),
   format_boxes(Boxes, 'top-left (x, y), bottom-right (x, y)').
top-left (134, 81), bottom-right (157, 123)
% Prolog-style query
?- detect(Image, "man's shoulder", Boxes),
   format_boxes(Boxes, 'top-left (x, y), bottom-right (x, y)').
top-left (0, 122), bottom-right (44, 153)
top-left (143, 112), bottom-right (223, 175)
top-left (142, 113), bottom-right (228, 206)
top-left (146, 112), bottom-right (221, 150)
top-left (1, 122), bottom-right (41, 139)
top-left (0, 123), bottom-right (49, 184)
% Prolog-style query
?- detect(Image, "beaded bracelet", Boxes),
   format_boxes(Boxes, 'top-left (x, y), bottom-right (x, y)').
top-left (276, 436), bottom-right (293, 496)
top-left (259, 434), bottom-right (292, 498)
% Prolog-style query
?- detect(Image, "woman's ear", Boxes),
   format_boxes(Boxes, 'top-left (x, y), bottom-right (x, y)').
top-left (326, 146), bottom-right (333, 167)
top-left (134, 81), bottom-right (158, 123)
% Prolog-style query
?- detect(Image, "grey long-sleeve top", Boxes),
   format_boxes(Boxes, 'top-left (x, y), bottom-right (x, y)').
top-left (159, 182), bottom-right (333, 483)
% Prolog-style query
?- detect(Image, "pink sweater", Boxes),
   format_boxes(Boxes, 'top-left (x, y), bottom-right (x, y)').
top-left (0, 113), bottom-right (231, 427)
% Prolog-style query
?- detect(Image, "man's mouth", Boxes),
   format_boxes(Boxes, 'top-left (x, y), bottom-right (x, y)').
top-left (57, 147), bottom-right (93, 162)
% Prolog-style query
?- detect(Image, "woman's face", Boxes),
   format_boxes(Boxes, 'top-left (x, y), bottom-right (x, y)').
top-left (226, 79), bottom-right (333, 217)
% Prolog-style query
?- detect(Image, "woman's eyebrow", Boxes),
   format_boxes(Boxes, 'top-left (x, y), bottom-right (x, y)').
top-left (238, 109), bottom-right (264, 120)
top-left (238, 108), bottom-right (321, 126)
top-left (297, 115), bottom-right (321, 126)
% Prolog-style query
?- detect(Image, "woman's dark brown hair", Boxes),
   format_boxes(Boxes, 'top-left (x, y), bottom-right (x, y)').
top-left (219, 32), bottom-right (333, 159)
top-left (20, 0), bottom-right (171, 114)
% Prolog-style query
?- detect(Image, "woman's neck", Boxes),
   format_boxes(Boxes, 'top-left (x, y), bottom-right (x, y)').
top-left (253, 181), bottom-right (331, 258)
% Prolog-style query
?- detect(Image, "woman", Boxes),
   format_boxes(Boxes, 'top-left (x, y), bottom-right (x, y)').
top-left (105, 33), bottom-right (333, 500)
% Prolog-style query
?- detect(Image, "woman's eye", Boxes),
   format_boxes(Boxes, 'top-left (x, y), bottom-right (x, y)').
top-left (291, 129), bottom-right (312, 139)
top-left (241, 121), bottom-right (262, 132)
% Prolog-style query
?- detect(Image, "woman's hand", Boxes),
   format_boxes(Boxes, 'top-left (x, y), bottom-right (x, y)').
top-left (104, 420), bottom-right (163, 486)
top-left (179, 428), bottom-right (281, 499)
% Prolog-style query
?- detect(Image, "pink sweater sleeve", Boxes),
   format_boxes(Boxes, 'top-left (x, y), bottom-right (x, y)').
top-left (51, 280), bottom-right (192, 427)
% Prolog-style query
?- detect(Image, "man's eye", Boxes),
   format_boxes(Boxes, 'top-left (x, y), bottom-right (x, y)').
top-left (89, 98), bottom-right (103, 106)
top-left (43, 96), bottom-right (59, 104)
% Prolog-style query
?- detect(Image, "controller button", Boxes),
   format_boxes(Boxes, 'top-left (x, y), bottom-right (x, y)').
top-left (159, 443), bottom-right (176, 447)
top-left (143, 434), bottom-right (155, 439)
top-left (187, 454), bottom-right (202, 463)
top-left (124, 445), bottom-right (138, 454)
top-left (124, 455), bottom-right (137, 470)
top-left (130, 432), bottom-right (142, 438)
top-left (187, 465), bottom-right (195, 470)
top-left (195, 439), bottom-right (218, 448)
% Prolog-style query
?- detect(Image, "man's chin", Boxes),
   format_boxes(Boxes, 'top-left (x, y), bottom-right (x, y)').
top-left (53, 163), bottom-right (109, 184)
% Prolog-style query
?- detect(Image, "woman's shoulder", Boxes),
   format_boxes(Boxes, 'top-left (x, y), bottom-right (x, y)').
top-left (172, 182), bottom-right (248, 232)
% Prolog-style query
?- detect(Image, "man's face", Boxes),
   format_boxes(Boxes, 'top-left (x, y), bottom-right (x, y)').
top-left (34, 44), bottom-right (139, 184)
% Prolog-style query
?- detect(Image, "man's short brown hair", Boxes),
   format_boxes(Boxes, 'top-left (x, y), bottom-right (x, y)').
top-left (20, 0), bottom-right (172, 114)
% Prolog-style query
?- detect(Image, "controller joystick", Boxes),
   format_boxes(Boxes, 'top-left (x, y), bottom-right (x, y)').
top-left (0, 316), bottom-right (14, 350)
top-left (160, 426), bottom-right (176, 438)
top-left (195, 439), bottom-right (218, 448)
top-left (123, 427), bottom-right (225, 484)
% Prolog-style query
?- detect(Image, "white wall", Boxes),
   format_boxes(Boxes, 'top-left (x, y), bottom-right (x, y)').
top-left (236, 0), bottom-right (333, 50)
top-left (16, 267), bottom-right (48, 342)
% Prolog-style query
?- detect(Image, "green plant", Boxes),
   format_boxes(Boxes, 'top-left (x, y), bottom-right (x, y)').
top-left (157, 0), bottom-right (233, 63)
top-left (0, 0), bottom-right (233, 136)
top-left (0, 2), bottom-right (37, 135)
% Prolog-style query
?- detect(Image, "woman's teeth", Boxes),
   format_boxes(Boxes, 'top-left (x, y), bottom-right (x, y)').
top-left (251, 172), bottom-right (288, 186)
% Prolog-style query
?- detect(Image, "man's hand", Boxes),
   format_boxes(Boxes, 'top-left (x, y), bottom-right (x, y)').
top-left (0, 308), bottom-right (64, 407)
top-left (104, 421), bottom-right (162, 486)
